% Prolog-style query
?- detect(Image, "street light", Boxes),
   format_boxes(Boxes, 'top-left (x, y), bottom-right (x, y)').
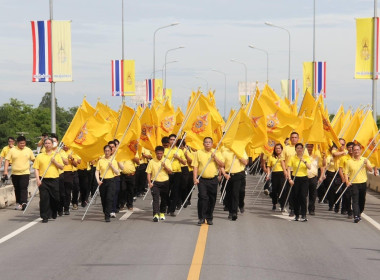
top-left (153, 22), bottom-right (180, 80)
top-left (231, 59), bottom-right (248, 104)
top-left (164, 46), bottom-right (184, 89)
top-left (195, 76), bottom-right (209, 91)
top-left (211, 69), bottom-right (227, 119)
top-left (248, 45), bottom-right (269, 84)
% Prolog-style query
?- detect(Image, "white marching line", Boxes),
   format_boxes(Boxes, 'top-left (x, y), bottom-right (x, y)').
top-left (119, 207), bottom-right (144, 221)
top-left (361, 213), bottom-right (380, 231)
top-left (0, 218), bottom-right (41, 245)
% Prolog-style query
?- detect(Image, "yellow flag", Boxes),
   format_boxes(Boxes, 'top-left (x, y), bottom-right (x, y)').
top-left (165, 88), bottom-right (172, 106)
top-left (303, 62), bottom-right (313, 93)
top-left (123, 60), bottom-right (135, 96)
top-left (114, 105), bottom-right (135, 140)
top-left (116, 111), bottom-right (141, 162)
top-left (155, 101), bottom-right (176, 143)
top-left (52, 20), bottom-right (72, 82)
top-left (96, 102), bottom-right (118, 137)
top-left (207, 91), bottom-right (216, 107)
top-left (139, 107), bottom-right (157, 152)
top-left (342, 110), bottom-right (362, 142)
top-left (172, 107), bottom-right (184, 135)
top-left (298, 89), bottom-right (316, 117)
top-left (154, 79), bottom-right (163, 101)
top-left (355, 18), bottom-right (375, 79)
top-left (246, 98), bottom-right (268, 149)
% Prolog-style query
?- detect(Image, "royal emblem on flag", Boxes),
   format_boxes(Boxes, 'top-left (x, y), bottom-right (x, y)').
top-left (266, 112), bottom-right (279, 133)
top-left (160, 116), bottom-right (175, 133)
top-left (140, 124), bottom-right (154, 141)
top-left (322, 118), bottom-right (331, 132)
top-left (264, 139), bottom-right (276, 153)
top-left (74, 122), bottom-right (88, 144)
top-left (128, 140), bottom-right (139, 154)
top-left (361, 40), bottom-right (370, 60)
top-left (192, 114), bottom-right (208, 134)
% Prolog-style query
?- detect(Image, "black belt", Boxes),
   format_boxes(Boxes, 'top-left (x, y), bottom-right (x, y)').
top-left (230, 171), bottom-right (245, 176)
top-left (201, 176), bottom-right (217, 180)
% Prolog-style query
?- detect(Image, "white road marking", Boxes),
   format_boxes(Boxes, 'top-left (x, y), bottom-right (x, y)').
top-left (0, 218), bottom-right (41, 245)
top-left (361, 213), bottom-right (380, 231)
top-left (119, 207), bottom-right (144, 221)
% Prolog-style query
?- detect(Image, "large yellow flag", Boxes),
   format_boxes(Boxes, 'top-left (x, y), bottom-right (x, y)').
top-left (246, 98), bottom-right (268, 149)
top-left (355, 18), bottom-right (375, 79)
top-left (331, 105), bottom-right (344, 129)
top-left (154, 79), bottom-right (164, 101)
top-left (123, 60), bottom-right (135, 96)
top-left (298, 89), bottom-right (316, 117)
top-left (51, 20), bottom-right (72, 82)
top-left (96, 102), bottom-right (118, 137)
top-left (69, 113), bottom-right (113, 162)
top-left (155, 100), bottom-right (176, 143)
top-left (342, 109), bottom-right (362, 141)
top-left (303, 62), bottom-right (313, 93)
top-left (172, 107), bottom-right (184, 135)
top-left (62, 99), bottom-right (95, 146)
top-left (139, 107), bottom-right (157, 152)
top-left (207, 91), bottom-right (216, 107)
top-left (116, 111), bottom-right (141, 162)
top-left (222, 108), bottom-right (254, 158)
top-left (165, 88), bottom-right (172, 106)
top-left (114, 105), bottom-right (135, 140)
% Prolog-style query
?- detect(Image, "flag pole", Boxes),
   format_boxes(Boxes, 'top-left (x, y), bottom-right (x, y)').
top-left (219, 155), bottom-right (236, 203)
top-left (81, 110), bottom-right (137, 221)
top-left (372, 0), bottom-right (378, 120)
top-left (50, 0), bottom-right (56, 133)
top-left (113, 102), bottom-right (125, 138)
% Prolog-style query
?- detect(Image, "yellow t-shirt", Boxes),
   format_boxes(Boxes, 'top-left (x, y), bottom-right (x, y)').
top-left (146, 158), bottom-right (172, 182)
top-left (222, 148), bottom-right (247, 173)
top-left (96, 158), bottom-right (118, 179)
top-left (121, 159), bottom-right (136, 174)
top-left (33, 152), bottom-right (63, 178)
top-left (192, 149), bottom-right (223, 179)
top-left (288, 155), bottom-right (311, 177)
top-left (77, 159), bottom-right (89, 170)
top-left (167, 148), bottom-right (186, 173)
top-left (267, 154), bottom-right (285, 172)
top-left (284, 145), bottom-right (309, 168)
top-left (5, 146), bottom-right (35, 175)
top-left (139, 148), bottom-right (152, 164)
top-left (63, 149), bottom-right (75, 172)
top-left (185, 149), bottom-right (195, 171)
top-left (307, 154), bottom-right (322, 178)
top-left (325, 155), bottom-right (336, 172)
top-left (339, 154), bottom-right (352, 173)
top-left (1, 146), bottom-right (13, 163)
top-left (345, 157), bottom-right (370, 184)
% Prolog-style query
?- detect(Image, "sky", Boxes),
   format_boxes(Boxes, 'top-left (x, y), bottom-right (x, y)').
top-left (0, 0), bottom-right (377, 117)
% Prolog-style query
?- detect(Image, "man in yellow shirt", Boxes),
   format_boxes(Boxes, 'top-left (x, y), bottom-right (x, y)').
top-left (3, 136), bottom-right (35, 210)
top-left (221, 147), bottom-right (248, 221)
top-left (0, 136), bottom-right (15, 170)
top-left (193, 137), bottom-right (224, 225)
top-left (338, 142), bottom-right (354, 218)
top-left (119, 152), bottom-right (139, 211)
top-left (135, 147), bottom-right (152, 197)
top-left (146, 146), bottom-right (172, 222)
top-left (61, 145), bottom-right (80, 215)
top-left (345, 144), bottom-right (373, 223)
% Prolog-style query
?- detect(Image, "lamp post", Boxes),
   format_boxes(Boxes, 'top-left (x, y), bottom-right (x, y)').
top-left (211, 69), bottom-right (227, 119)
top-left (231, 59), bottom-right (248, 104)
top-left (153, 22), bottom-right (179, 80)
top-left (248, 45), bottom-right (269, 84)
top-left (164, 46), bottom-right (184, 89)
top-left (195, 76), bottom-right (209, 92)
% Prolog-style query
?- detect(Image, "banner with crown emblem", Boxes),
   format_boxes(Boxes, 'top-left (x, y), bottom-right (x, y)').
top-left (355, 18), bottom-right (379, 79)
top-left (123, 60), bottom-right (135, 96)
top-left (51, 20), bottom-right (72, 82)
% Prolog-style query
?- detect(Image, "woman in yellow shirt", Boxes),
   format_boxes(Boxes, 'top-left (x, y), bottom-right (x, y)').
top-left (33, 138), bottom-right (64, 223)
top-left (287, 143), bottom-right (311, 222)
top-left (266, 143), bottom-right (287, 211)
top-left (95, 145), bottom-right (120, 222)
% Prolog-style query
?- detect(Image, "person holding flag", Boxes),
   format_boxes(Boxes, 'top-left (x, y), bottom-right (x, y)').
top-left (338, 142), bottom-right (354, 218)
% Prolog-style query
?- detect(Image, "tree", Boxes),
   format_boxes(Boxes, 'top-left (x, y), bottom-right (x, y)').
top-left (39, 92), bottom-right (57, 108)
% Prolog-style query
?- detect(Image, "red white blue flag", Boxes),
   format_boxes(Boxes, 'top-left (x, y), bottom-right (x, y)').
top-left (111, 60), bottom-right (124, 96)
top-left (31, 20), bottom-right (52, 82)
top-left (146, 79), bottom-right (155, 103)
top-left (314, 61), bottom-right (326, 98)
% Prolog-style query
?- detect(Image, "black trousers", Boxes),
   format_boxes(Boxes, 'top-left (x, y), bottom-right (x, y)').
top-left (169, 172), bottom-right (182, 213)
top-left (99, 178), bottom-right (115, 218)
top-left (112, 176), bottom-right (121, 212)
top-left (135, 163), bottom-right (148, 196)
top-left (180, 166), bottom-right (190, 203)
top-left (78, 169), bottom-right (89, 204)
top-left (342, 183), bottom-right (352, 215)
top-left (63, 171), bottom-right (74, 211)
top-left (89, 166), bottom-right (97, 197)
top-left (226, 171), bottom-right (245, 215)
top-left (184, 170), bottom-right (194, 204)
top-left (11, 174), bottom-right (30, 204)
top-left (291, 176), bottom-right (309, 217)
top-left (120, 173), bottom-right (135, 208)
top-left (308, 176), bottom-right (318, 212)
top-left (271, 171), bottom-right (285, 206)
top-left (58, 174), bottom-right (65, 212)
top-left (39, 178), bottom-right (60, 220)
top-left (325, 171), bottom-right (339, 208)
top-left (239, 176), bottom-right (246, 209)
top-left (151, 180), bottom-right (169, 215)
top-left (197, 177), bottom-right (218, 220)
top-left (71, 171), bottom-right (79, 205)
top-left (351, 182), bottom-right (367, 218)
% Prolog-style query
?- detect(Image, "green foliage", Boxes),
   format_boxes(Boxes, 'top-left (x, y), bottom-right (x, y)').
top-left (0, 93), bottom-right (77, 150)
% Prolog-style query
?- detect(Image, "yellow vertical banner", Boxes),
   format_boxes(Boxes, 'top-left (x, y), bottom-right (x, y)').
top-left (52, 20), bottom-right (72, 82)
top-left (303, 62), bottom-right (313, 93)
top-left (355, 18), bottom-right (374, 79)
top-left (165, 88), bottom-right (172, 106)
top-left (280, 80), bottom-right (288, 99)
top-left (123, 60), bottom-right (135, 96)
top-left (154, 79), bottom-right (163, 101)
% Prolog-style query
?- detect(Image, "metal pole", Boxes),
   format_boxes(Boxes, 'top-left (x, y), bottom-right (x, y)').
top-left (164, 46), bottom-right (184, 90)
top-left (248, 46), bottom-right (269, 84)
top-left (373, 0), bottom-right (378, 120)
top-left (231, 59), bottom-right (248, 103)
top-left (50, 0), bottom-right (56, 133)
top-left (313, 0), bottom-right (316, 62)
top-left (211, 69), bottom-right (227, 119)
top-left (121, 0), bottom-right (125, 103)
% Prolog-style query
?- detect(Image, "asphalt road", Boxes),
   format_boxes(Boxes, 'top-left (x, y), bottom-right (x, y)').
top-left (1, 174), bottom-right (380, 280)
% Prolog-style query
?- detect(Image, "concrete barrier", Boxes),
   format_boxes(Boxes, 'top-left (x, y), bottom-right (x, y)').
top-left (0, 179), bottom-right (38, 208)
top-left (367, 174), bottom-right (380, 193)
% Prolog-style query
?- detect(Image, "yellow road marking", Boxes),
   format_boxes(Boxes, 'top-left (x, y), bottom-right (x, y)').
top-left (187, 224), bottom-right (209, 280)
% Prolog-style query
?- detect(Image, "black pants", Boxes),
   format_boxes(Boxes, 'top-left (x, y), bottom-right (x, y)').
top-left (135, 163), bottom-right (148, 196)
top-left (197, 177), bottom-right (218, 220)
top-left (325, 171), bottom-right (339, 208)
top-left (184, 170), bottom-right (194, 204)
top-left (351, 182), bottom-right (367, 218)
top-left (11, 174), bottom-right (29, 204)
top-left (99, 178), bottom-right (115, 218)
top-left (89, 166), bottom-right (97, 196)
top-left (271, 172), bottom-right (285, 206)
top-left (180, 166), bottom-right (190, 203)
top-left (342, 184), bottom-right (352, 215)
top-left (39, 178), bottom-right (60, 220)
top-left (151, 181), bottom-right (169, 215)
top-left (58, 173), bottom-right (65, 212)
top-left (283, 181), bottom-right (294, 210)
top-left (292, 176), bottom-right (309, 217)
top-left (120, 173), bottom-right (135, 208)
top-left (78, 169), bottom-right (89, 204)
top-left (112, 176), bottom-right (121, 212)
top-left (71, 172), bottom-right (79, 205)
top-left (308, 176), bottom-right (317, 212)
top-left (169, 172), bottom-right (182, 213)
top-left (226, 171), bottom-right (245, 215)
top-left (239, 176), bottom-right (246, 209)
top-left (63, 171), bottom-right (74, 211)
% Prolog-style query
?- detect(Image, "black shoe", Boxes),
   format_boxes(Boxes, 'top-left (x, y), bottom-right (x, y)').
top-left (105, 217), bottom-right (111, 222)
top-left (293, 216), bottom-right (299, 221)
top-left (183, 201), bottom-right (188, 208)
top-left (272, 205), bottom-right (276, 211)
top-left (21, 203), bottom-right (27, 211)
top-left (207, 219), bottom-right (213, 225)
top-left (176, 205), bottom-right (181, 210)
top-left (301, 216), bottom-right (308, 222)
top-left (239, 207), bottom-right (245, 213)
top-left (289, 210), bottom-right (295, 217)
top-left (228, 214), bottom-right (232, 220)
top-left (232, 215), bottom-right (237, 221)
top-left (309, 211), bottom-right (315, 216)
top-left (58, 211), bottom-right (63, 217)
top-left (42, 219), bottom-right (48, 223)
top-left (334, 208), bottom-right (339, 213)
top-left (348, 214), bottom-right (353, 219)
top-left (341, 210), bottom-right (347, 215)
top-left (169, 212), bottom-right (176, 217)
top-left (64, 210), bottom-right (70, 215)
top-left (81, 201), bottom-right (87, 208)
top-left (115, 209), bottom-right (120, 213)
top-left (197, 219), bottom-right (205, 225)
top-left (328, 206), bottom-right (333, 211)
top-left (51, 212), bottom-right (57, 219)
top-left (354, 216), bottom-right (360, 223)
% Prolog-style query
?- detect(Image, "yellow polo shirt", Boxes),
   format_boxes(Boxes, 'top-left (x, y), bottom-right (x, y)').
top-left (288, 155), bottom-right (311, 177)
top-left (121, 159), bottom-right (136, 174)
top-left (339, 154), bottom-right (352, 174)
top-left (63, 149), bottom-right (75, 172)
top-left (345, 157), bottom-right (370, 184)
top-left (5, 146), bottom-right (35, 175)
top-left (1, 146), bottom-right (13, 163)
top-left (267, 154), bottom-right (285, 172)
top-left (33, 152), bottom-right (63, 178)
top-left (284, 145), bottom-right (309, 168)
top-left (166, 148), bottom-right (186, 173)
top-left (192, 149), bottom-right (223, 179)
top-left (96, 158), bottom-right (118, 179)
top-left (307, 154), bottom-right (322, 178)
top-left (77, 159), bottom-right (90, 171)
top-left (222, 148), bottom-right (247, 173)
top-left (185, 150), bottom-right (195, 172)
top-left (139, 148), bottom-right (152, 164)
top-left (146, 157), bottom-right (172, 182)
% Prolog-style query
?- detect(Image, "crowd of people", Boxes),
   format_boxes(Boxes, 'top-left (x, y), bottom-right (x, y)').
top-left (0, 130), bottom-right (375, 225)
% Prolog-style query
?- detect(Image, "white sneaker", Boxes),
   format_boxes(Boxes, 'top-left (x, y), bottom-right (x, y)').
top-left (110, 212), bottom-right (116, 218)
top-left (14, 203), bottom-right (20, 210)
top-left (15, 204), bottom-right (22, 210)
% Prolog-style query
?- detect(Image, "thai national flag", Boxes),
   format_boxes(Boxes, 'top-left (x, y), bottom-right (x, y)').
top-left (289, 79), bottom-right (297, 103)
top-left (111, 60), bottom-right (124, 96)
top-left (31, 20), bottom-right (52, 82)
top-left (314, 61), bottom-right (326, 98)
top-left (146, 79), bottom-right (155, 103)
